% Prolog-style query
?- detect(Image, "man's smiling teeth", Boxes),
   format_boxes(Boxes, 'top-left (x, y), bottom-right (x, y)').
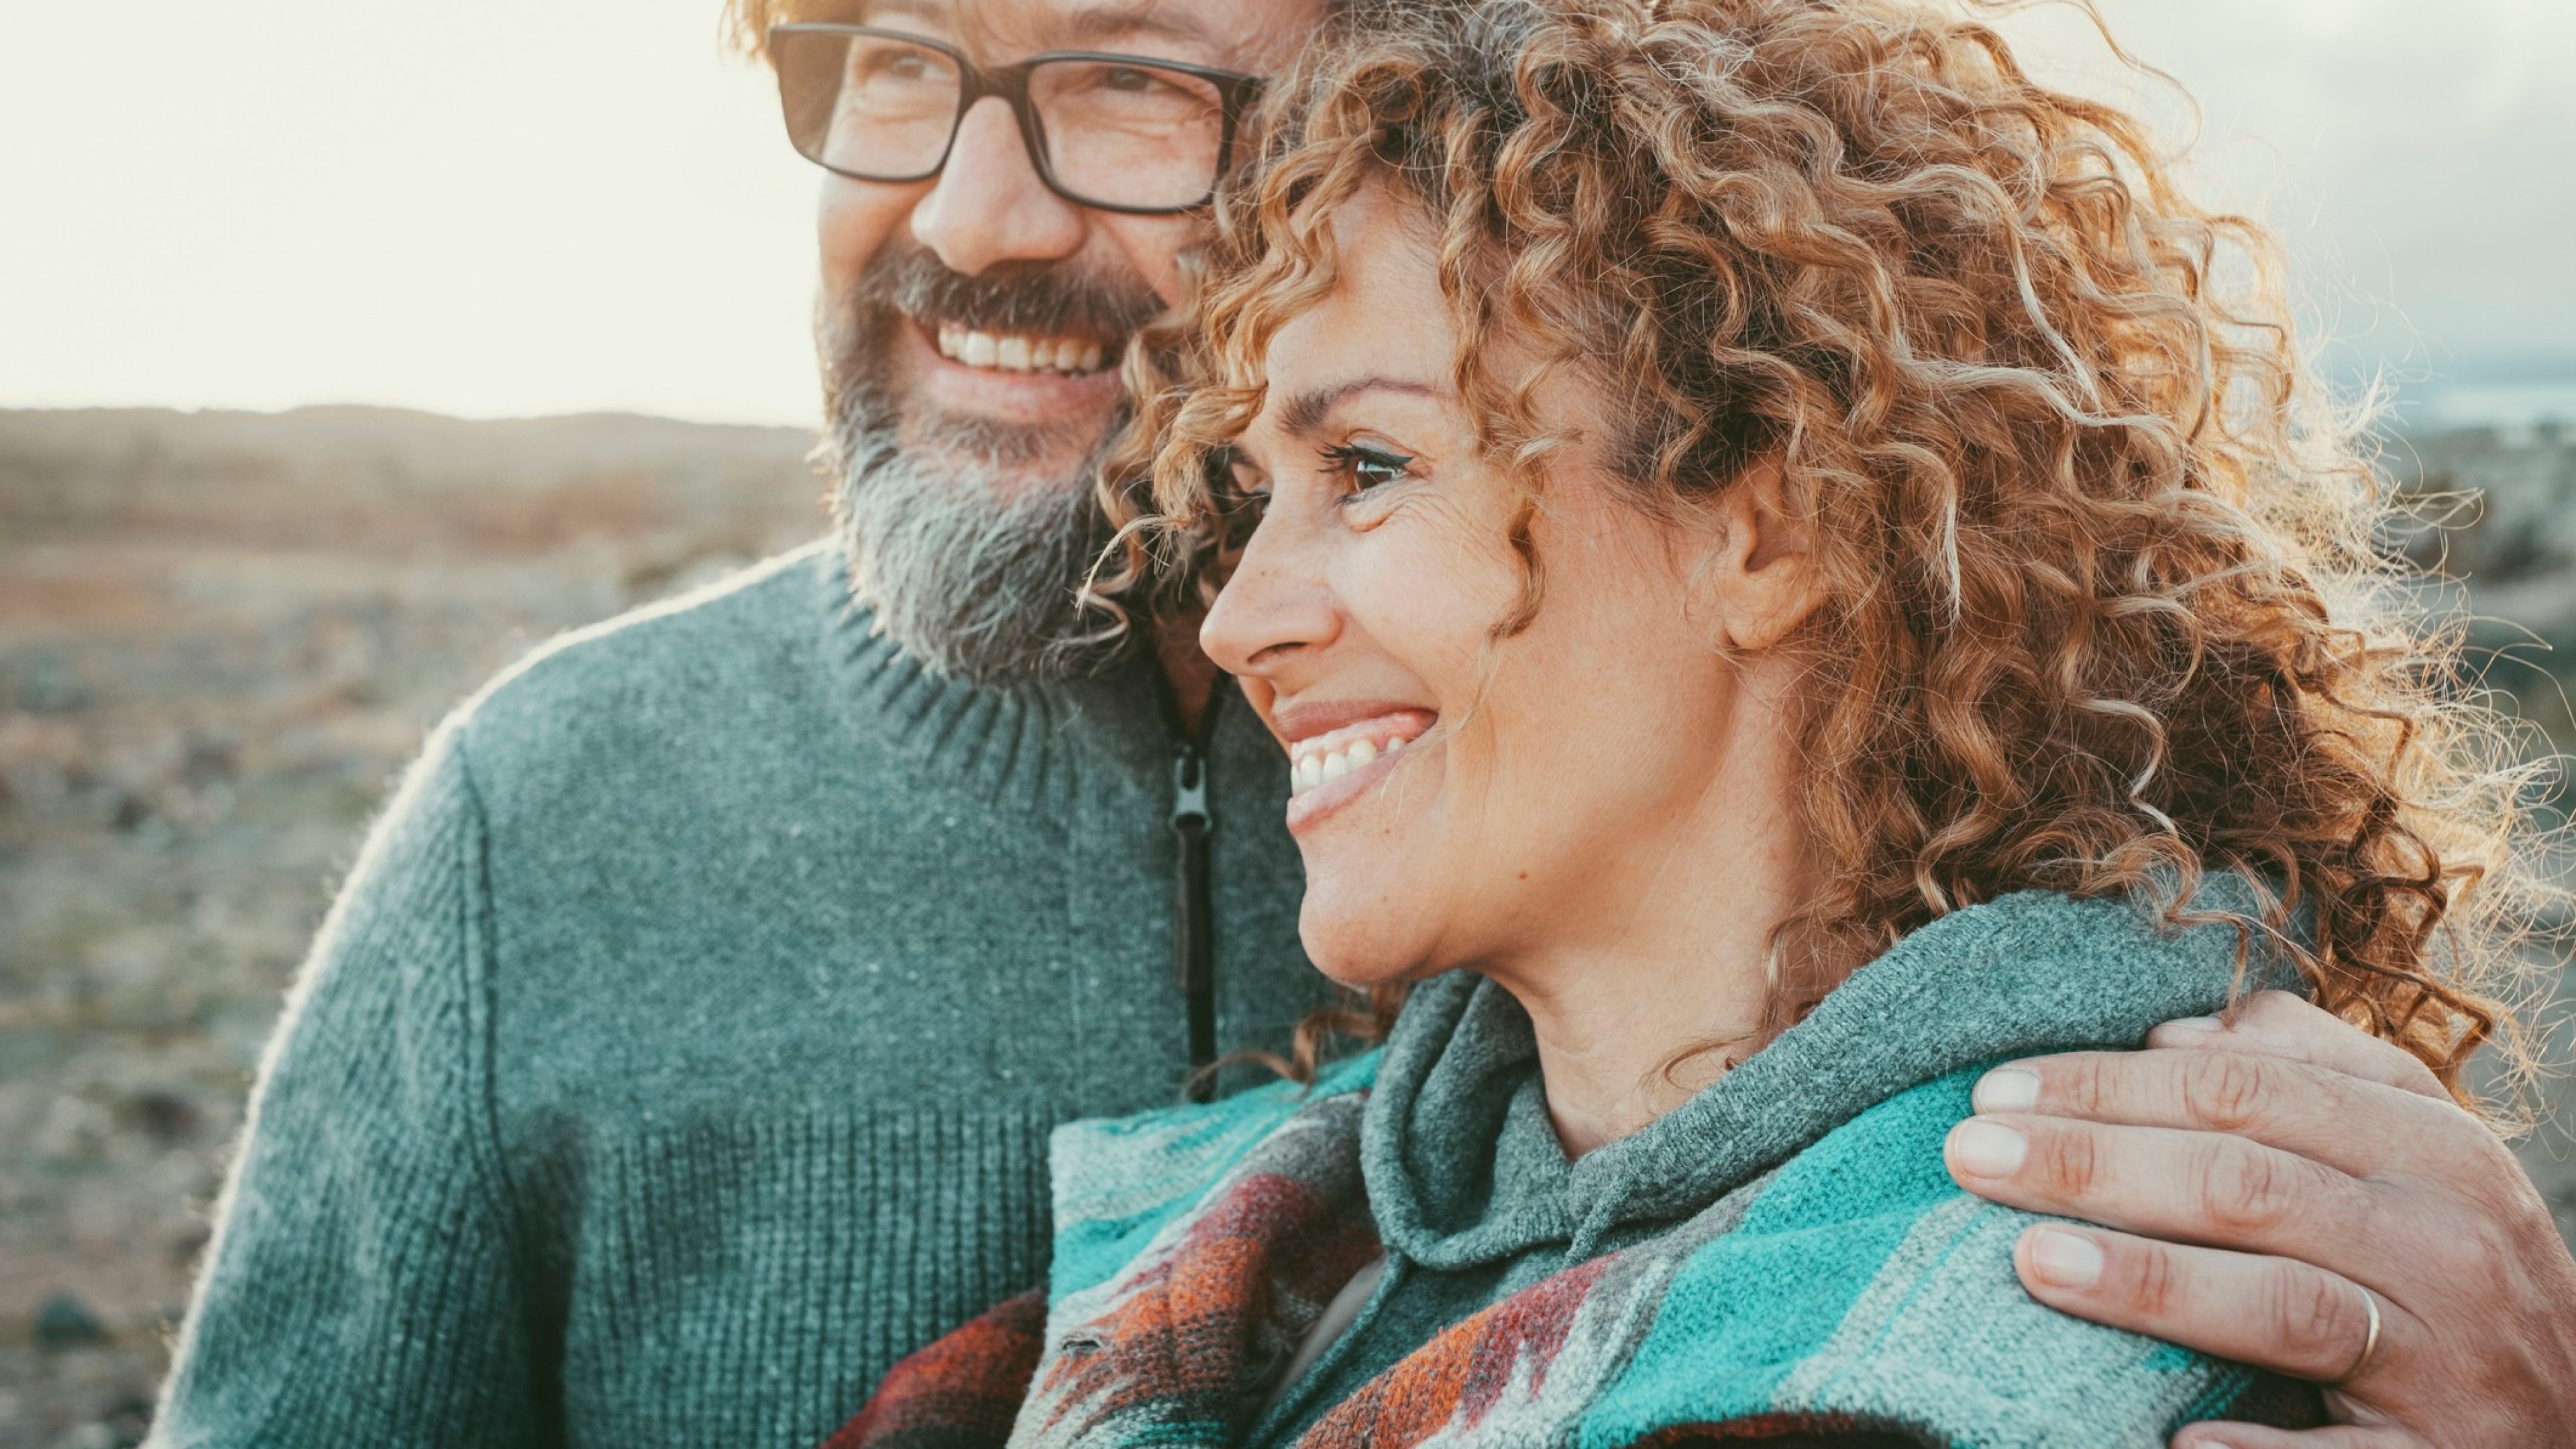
top-left (1288, 725), bottom-right (1422, 797)
top-left (934, 323), bottom-right (1107, 376)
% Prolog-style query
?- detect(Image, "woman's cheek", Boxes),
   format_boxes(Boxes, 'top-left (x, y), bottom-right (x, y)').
top-left (1336, 506), bottom-right (1520, 680)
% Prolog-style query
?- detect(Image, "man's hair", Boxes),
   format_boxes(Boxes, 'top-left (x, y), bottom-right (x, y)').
top-left (1125, 0), bottom-right (2564, 1102)
top-left (721, 0), bottom-right (1364, 58)
top-left (722, 2), bottom-right (816, 58)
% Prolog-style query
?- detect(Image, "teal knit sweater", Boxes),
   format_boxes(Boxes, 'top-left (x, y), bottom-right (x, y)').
top-left (148, 542), bottom-right (1332, 1448)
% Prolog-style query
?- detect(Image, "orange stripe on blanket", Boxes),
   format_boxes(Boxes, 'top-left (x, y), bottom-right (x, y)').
top-left (1295, 1256), bottom-right (1615, 1449)
top-left (822, 1289), bottom-right (1048, 1449)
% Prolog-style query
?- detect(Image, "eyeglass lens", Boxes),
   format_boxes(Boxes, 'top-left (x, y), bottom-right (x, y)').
top-left (776, 29), bottom-right (1229, 212)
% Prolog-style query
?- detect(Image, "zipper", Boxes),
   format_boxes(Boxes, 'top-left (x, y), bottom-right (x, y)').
top-left (1164, 680), bottom-right (1221, 1102)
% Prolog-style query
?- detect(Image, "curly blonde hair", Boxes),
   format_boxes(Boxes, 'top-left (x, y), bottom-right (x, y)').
top-left (1097, 0), bottom-right (2563, 1100)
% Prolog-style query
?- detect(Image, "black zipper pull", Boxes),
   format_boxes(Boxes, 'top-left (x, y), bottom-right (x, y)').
top-left (1171, 741), bottom-right (1212, 831)
top-left (1171, 739), bottom-right (1218, 1101)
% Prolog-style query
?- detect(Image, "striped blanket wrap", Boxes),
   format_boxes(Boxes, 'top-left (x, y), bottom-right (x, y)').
top-left (826, 1049), bottom-right (2312, 1449)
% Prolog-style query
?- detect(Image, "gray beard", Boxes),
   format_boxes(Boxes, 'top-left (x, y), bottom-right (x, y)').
top-left (816, 244), bottom-right (1163, 687)
top-left (822, 390), bottom-right (1129, 688)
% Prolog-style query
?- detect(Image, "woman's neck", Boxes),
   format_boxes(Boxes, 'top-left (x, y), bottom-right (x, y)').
top-left (1478, 686), bottom-right (1820, 1159)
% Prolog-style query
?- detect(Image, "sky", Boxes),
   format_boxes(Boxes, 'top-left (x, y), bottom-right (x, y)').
top-left (1, 0), bottom-right (2571, 429)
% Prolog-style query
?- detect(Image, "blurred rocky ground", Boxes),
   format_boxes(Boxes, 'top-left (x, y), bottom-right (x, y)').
top-left (0, 407), bottom-right (824, 1446)
top-left (1, 407), bottom-right (2573, 1446)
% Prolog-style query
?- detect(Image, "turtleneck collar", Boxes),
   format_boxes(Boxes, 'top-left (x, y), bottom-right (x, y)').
top-left (814, 543), bottom-right (1212, 814)
top-left (1361, 884), bottom-right (2288, 1271)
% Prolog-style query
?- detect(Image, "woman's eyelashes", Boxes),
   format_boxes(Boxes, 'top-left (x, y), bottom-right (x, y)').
top-left (1319, 441), bottom-right (1417, 495)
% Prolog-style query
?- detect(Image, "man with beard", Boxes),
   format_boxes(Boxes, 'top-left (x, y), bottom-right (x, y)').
top-left (148, 0), bottom-right (2576, 1446)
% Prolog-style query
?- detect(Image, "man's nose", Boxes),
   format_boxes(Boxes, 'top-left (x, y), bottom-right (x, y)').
top-left (910, 96), bottom-right (1085, 276)
top-left (1201, 509), bottom-right (1341, 684)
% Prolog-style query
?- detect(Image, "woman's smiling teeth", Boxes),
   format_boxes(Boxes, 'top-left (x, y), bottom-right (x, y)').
top-left (934, 323), bottom-right (1108, 376)
top-left (1288, 718), bottom-right (1430, 798)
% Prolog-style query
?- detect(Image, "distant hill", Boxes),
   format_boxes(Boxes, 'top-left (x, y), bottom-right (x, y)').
top-left (1, 405), bottom-right (822, 561)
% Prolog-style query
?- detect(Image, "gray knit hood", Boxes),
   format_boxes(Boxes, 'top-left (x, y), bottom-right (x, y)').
top-left (1361, 885), bottom-right (2287, 1269)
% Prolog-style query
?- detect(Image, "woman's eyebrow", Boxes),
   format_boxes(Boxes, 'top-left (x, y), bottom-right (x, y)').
top-left (1277, 376), bottom-right (1445, 435)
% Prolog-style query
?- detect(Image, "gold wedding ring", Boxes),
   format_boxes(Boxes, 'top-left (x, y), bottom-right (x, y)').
top-left (2334, 1285), bottom-right (2383, 1385)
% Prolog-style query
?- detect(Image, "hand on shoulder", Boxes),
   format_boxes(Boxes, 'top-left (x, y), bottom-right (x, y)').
top-left (1945, 991), bottom-right (2576, 1449)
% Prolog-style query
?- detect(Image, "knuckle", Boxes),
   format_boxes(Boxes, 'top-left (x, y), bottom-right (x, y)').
top-left (2053, 1054), bottom-right (2112, 1116)
top-left (2409, 1102), bottom-right (2538, 1209)
top-left (2180, 1049), bottom-right (2277, 1132)
top-left (2260, 1263), bottom-right (2359, 1365)
top-left (2038, 1124), bottom-right (2104, 1197)
top-left (2446, 1216), bottom-right (2522, 1292)
top-left (2451, 1110), bottom-right (2532, 1187)
top-left (2201, 1140), bottom-right (2304, 1236)
top-left (2116, 1239), bottom-right (2186, 1319)
top-left (2390, 1055), bottom-right (2448, 1099)
top-left (2400, 1187), bottom-right (2509, 1293)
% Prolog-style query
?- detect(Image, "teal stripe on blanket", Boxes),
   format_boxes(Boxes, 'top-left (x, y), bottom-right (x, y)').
top-left (1578, 1068), bottom-right (2265, 1449)
top-left (1576, 1069), bottom-right (1983, 1448)
top-left (1050, 1053), bottom-right (1382, 1301)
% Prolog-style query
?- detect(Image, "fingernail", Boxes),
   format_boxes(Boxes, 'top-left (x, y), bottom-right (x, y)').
top-left (2027, 1226), bottom-right (2105, 1288)
top-left (1948, 1119), bottom-right (2028, 1177)
top-left (2162, 1014), bottom-right (2224, 1035)
top-left (1973, 1068), bottom-right (2040, 1114)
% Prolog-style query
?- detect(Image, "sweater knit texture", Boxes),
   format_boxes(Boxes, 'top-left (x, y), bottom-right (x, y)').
top-left (148, 541), bottom-right (1332, 1448)
top-left (823, 888), bottom-right (2322, 1449)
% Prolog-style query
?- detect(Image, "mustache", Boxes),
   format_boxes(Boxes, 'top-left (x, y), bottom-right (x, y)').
top-left (848, 243), bottom-right (1165, 343)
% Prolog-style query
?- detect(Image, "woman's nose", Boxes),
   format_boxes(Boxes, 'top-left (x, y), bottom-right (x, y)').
top-left (1199, 515), bottom-right (1340, 684)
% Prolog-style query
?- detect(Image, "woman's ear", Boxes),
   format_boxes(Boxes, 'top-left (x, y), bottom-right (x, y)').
top-left (1702, 456), bottom-right (1825, 653)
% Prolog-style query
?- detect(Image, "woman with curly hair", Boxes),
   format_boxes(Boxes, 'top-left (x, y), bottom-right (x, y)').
top-left (819, 0), bottom-right (2557, 1444)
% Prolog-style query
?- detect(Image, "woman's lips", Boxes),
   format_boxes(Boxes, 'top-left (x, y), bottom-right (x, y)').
top-left (1281, 710), bottom-right (1436, 833)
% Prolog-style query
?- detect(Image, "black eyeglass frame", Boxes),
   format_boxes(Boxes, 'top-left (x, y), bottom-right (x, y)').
top-left (769, 23), bottom-right (1265, 216)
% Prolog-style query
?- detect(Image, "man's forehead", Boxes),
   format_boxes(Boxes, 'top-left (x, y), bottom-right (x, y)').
top-left (801, 0), bottom-right (1299, 60)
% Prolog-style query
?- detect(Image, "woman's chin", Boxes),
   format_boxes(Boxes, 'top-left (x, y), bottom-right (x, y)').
top-left (1312, 961), bottom-right (1416, 993)
top-left (1299, 911), bottom-right (1434, 991)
